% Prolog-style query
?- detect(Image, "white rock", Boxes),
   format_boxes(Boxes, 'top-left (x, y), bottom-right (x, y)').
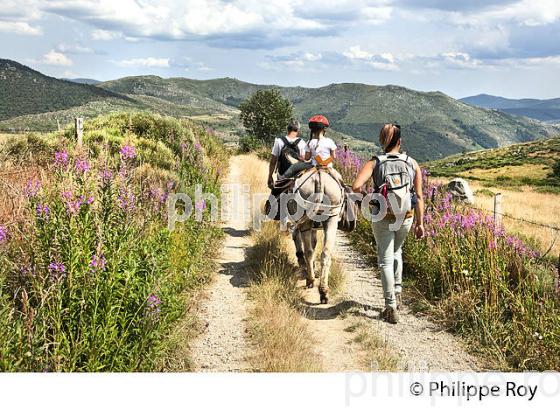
top-left (447, 178), bottom-right (474, 204)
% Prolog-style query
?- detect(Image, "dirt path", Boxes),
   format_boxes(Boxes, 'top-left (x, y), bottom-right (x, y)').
top-left (336, 233), bottom-right (482, 371)
top-left (190, 157), bottom-right (252, 372)
top-left (300, 283), bottom-right (364, 371)
top-left (191, 154), bottom-right (480, 372)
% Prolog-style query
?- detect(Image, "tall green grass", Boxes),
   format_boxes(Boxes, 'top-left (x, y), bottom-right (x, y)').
top-left (403, 185), bottom-right (559, 370)
top-left (0, 113), bottom-right (227, 371)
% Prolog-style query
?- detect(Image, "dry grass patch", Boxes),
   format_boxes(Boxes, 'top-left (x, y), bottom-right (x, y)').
top-left (236, 153), bottom-right (269, 194)
top-left (472, 181), bottom-right (560, 255)
top-left (237, 155), bottom-right (323, 372)
top-left (344, 319), bottom-right (399, 371)
top-left (245, 222), bottom-right (322, 372)
top-left (458, 163), bottom-right (550, 181)
top-left (328, 258), bottom-right (346, 296)
top-left (248, 275), bottom-right (321, 372)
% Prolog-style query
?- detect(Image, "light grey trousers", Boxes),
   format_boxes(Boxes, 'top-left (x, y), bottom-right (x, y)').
top-left (372, 217), bottom-right (413, 309)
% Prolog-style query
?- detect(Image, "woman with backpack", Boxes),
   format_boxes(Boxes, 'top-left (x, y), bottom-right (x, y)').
top-left (352, 123), bottom-right (425, 324)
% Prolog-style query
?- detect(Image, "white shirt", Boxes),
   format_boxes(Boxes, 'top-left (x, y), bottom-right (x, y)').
top-left (271, 135), bottom-right (307, 158)
top-left (306, 137), bottom-right (337, 167)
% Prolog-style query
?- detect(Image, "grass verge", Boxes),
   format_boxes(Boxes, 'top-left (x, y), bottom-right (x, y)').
top-left (344, 319), bottom-right (399, 371)
top-left (245, 223), bottom-right (322, 372)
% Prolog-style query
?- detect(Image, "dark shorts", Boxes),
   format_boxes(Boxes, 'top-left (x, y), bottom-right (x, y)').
top-left (281, 161), bottom-right (314, 179)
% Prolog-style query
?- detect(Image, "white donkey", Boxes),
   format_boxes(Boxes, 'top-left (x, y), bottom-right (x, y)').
top-left (289, 168), bottom-right (344, 304)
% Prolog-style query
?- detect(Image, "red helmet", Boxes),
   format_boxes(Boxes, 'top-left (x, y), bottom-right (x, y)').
top-left (308, 114), bottom-right (329, 129)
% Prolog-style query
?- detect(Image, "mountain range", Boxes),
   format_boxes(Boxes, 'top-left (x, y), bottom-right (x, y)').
top-left (1, 59), bottom-right (558, 161)
top-left (460, 94), bottom-right (560, 123)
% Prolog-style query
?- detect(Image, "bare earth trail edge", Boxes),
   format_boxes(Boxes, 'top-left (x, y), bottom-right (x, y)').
top-left (190, 155), bottom-right (481, 372)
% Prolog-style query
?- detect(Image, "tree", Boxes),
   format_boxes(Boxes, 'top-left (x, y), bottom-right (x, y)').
top-left (239, 89), bottom-right (293, 144)
top-left (552, 159), bottom-right (560, 179)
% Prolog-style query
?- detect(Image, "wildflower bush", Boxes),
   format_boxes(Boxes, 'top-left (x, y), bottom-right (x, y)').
top-left (334, 146), bottom-right (560, 371)
top-left (0, 112), bottom-right (227, 371)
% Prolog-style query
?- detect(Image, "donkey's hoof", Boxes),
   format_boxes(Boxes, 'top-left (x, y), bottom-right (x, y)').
top-left (319, 288), bottom-right (329, 304)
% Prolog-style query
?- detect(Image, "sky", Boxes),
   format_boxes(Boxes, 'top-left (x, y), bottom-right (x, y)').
top-left (1, 0), bottom-right (559, 99)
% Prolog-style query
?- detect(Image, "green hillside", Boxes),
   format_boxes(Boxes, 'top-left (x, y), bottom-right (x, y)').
top-left (425, 136), bottom-right (560, 193)
top-left (1, 59), bottom-right (559, 161)
top-left (0, 59), bottom-right (128, 120)
top-left (100, 76), bottom-right (558, 161)
top-left (98, 76), bottom-right (239, 113)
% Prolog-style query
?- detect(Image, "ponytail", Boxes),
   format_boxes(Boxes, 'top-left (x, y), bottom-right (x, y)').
top-left (379, 123), bottom-right (401, 152)
top-left (310, 128), bottom-right (325, 140)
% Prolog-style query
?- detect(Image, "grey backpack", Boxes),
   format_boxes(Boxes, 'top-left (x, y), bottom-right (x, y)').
top-left (373, 153), bottom-right (416, 213)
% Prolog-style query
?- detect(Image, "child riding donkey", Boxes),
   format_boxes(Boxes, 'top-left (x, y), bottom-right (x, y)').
top-left (267, 115), bottom-right (347, 303)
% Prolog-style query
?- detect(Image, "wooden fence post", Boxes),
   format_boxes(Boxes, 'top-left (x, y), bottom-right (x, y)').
top-left (75, 117), bottom-right (84, 146)
top-left (493, 193), bottom-right (502, 227)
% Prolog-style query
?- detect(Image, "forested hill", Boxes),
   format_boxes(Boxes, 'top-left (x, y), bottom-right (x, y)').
top-left (0, 59), bottom-right (129, 121)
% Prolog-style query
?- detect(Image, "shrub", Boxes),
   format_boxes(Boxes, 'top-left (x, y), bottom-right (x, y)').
top-left (239, 135), bottom-right (265, 153)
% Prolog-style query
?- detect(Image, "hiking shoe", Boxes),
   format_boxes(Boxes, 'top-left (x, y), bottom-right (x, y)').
top-left (380, 308), bottom-right (389, 321)
top-left (381, 306), bottom-right (399, 324)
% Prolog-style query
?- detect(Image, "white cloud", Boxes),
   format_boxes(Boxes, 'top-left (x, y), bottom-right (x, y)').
top-left (56, 43), bottom-right (95, 54)
top-left (42, 50), bottom-right (73, 66)
top-left (22, 0), bottom-right (389, 48)
top-left (398, 0), bottom-right (560, 27)
top-left (260, 52), bottom-right (323, 71)
top-left (302, 52), bottom-right (322, 62)
top-left (363, 6), bottom-right (393, 24)
top-left (178, 58), bottom-right (213, 72)
top-left (115, 57), bottom-right (170, 68)
top-left (380, 53), bottom-right (396, 63)
top-left (440, 52), bottom-right (482, 68)
top-left (91, 29), bottom-right (122, 41)
top-left (488, 55), bottom-right (560, 68)
top-left (0, 21), bottom-right (42, 35)
top-left (343, 45), bottom-right (374, 60)
top-left (468, 0), bottom-right (560, 27)
top-left (0, 0), bottom-right (42, 35)
top-left (342, 46), bottom-right (399, 70)
top-left (41, 0), bottom-right (325, 43)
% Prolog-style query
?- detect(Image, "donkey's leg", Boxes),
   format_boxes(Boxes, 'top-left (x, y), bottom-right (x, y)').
top-left (318, 216), bottom-right (338, 304)
top-left (292, 228), bottom-right (306, 277)
top-left (302, 229), bottom-right (315, 288)
top-left (311, 229), bottom-right (320, 278)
